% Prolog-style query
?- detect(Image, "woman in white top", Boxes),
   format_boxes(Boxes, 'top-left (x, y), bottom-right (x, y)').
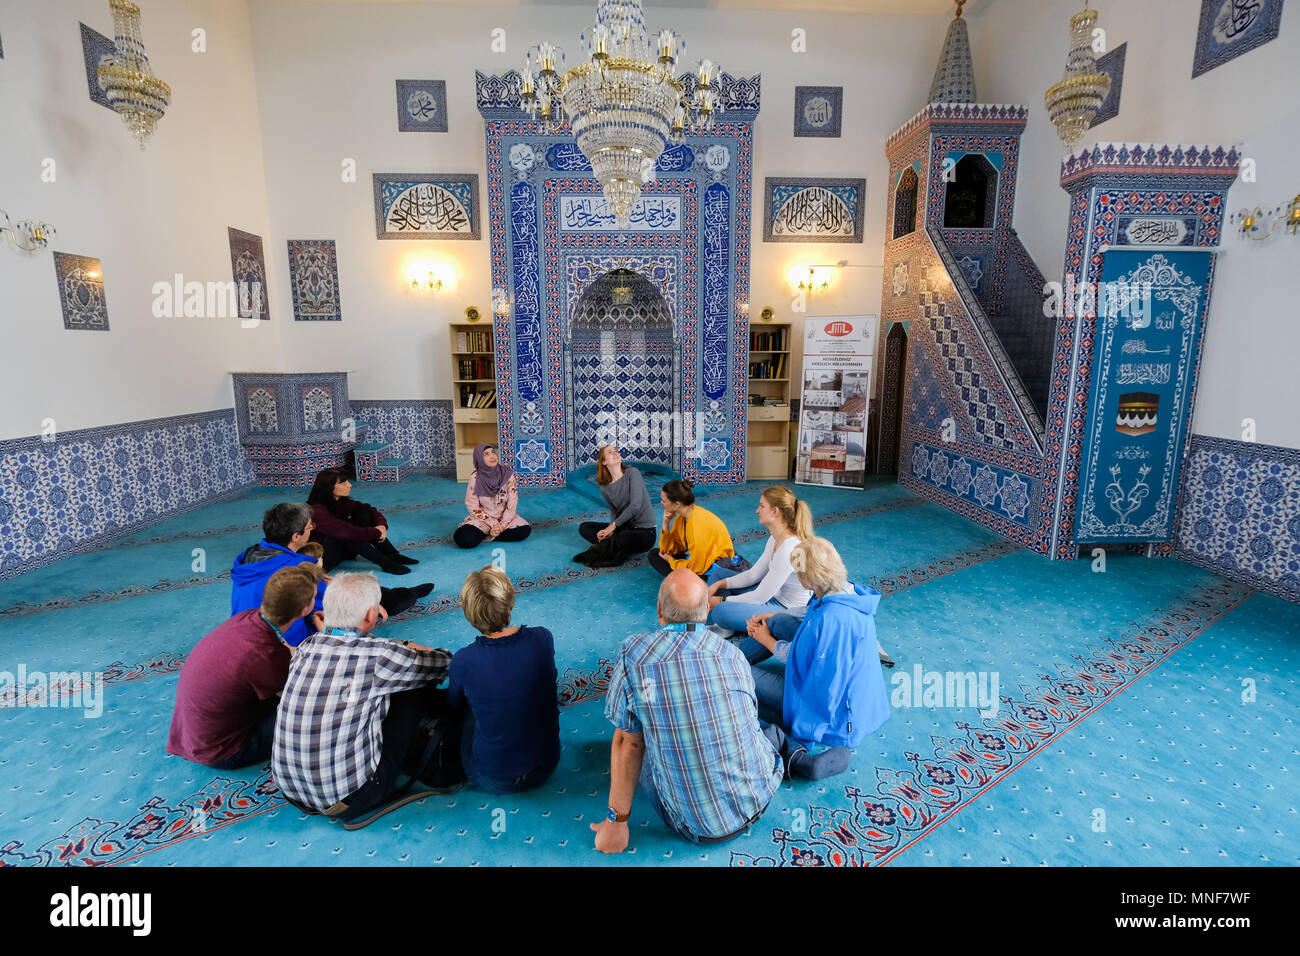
top-left (706, 486), bottom-right (813, 635)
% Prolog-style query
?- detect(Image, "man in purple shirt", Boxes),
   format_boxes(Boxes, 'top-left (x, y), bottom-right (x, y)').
top-left (168, 566), bottom-right (319, 769)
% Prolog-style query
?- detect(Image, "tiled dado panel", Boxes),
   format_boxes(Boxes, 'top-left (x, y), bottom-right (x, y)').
top-left (1174, 435), bottom-right (1300, 603)
top-left (348, 399), bottom-right (455, 475)
top-left (0, 411), bottom-right (257, 581)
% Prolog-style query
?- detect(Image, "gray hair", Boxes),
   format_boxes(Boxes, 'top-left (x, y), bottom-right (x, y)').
top-left (263, 502), bottom-right (312, 546)
top-left (791, 536), bottom-right (848, 597)
top-left (322, 572), bottom-right (382, 630)
top-left (658, 570), bottom-right (708, 624)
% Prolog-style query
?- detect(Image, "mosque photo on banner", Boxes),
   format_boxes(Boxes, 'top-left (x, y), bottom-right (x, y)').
top-left (52, 252), bottom-right (109, 331)
top-left (79, 22), bottom-right (114, 109)
top-left (1192, 0), bottom-right (1285, 77)
top-left (227, 227), bottom-right (270, 322)
top-left (287, 239), bottom-right (342, 322)
top-left (395, 79), bottom-right (448, 132)
top-left (1091, 42), bottom-right (1126, 126)
top-left (793, 86), bottom-right (843, 137)
top-left (763, 176), bottom-right (866, 243)
top-left (372, 173), bottom-right (480, 240)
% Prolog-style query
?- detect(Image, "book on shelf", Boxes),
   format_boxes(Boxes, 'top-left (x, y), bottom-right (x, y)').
top-left (747, 354), bottom-right (786, 379)
top-left (750, 329), bottom-right (786, 351)
top-left (458, 386), bottom-right (498, 409)
top-left (456, 329), bottom-right (492, 353)
top-left (456, 355), bottom-right (494, 380)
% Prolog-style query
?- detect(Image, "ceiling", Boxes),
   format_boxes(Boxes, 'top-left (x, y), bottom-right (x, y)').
top-left (254, 0), bottom-right (977, 13)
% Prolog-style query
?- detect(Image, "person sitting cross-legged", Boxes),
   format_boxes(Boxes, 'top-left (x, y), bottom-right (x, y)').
top-left (167, 566), bottom-right (318, 770)
top-left (454, 444), bottom-right (532, 549)
top-left (231, 503), bottom-right (433, 648)
top-left (575, 445), bottom-right (657, 567)
top-left (741, 537), bottom-right (890, 780)
top-left (446, 566), bottom-right (560, 794)
top-left (647, 478), bottom-right (739, 579)
top-left (590, 569), bottom-right (784, 854)
top-left (272, 573), bottom-right (462, 827)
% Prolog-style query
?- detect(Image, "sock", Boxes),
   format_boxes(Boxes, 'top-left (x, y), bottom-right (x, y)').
top-left (788, 745), bottom-right (851, 781)
top-left (411, 583), bottom-right (434, 600)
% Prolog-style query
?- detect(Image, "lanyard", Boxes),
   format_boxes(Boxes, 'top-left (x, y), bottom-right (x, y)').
top-left (661, 622), bottom-right (703, 632)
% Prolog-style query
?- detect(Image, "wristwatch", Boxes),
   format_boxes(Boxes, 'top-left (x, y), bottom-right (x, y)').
top-left (606, 806), bottom-right (629, 824)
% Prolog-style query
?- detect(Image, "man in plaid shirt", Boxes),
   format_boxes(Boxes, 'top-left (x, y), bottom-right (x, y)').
top-left (591, 569), bottom-right (784, 852)
top-left (273, 572), bottom-right (457, 823)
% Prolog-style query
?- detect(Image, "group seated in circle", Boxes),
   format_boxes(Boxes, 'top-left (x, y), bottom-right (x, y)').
top-left (166, 453), bottom-right (893, 848)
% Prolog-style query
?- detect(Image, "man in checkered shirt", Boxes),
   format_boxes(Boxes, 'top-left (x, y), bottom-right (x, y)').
top-left (273, 572), bottom-right (456, 823)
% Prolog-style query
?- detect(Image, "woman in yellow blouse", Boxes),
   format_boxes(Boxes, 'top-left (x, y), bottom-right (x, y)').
top-left (648, 479), bottom-right (740, 578)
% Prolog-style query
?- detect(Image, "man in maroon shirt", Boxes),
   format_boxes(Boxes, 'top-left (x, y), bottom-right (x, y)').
top-left (168, 566), bottom-right (319, 769)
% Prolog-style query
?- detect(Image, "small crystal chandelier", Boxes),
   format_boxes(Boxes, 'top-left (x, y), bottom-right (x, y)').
top-left (1044, 5), bottom-right (1110, 148)
top-left (96, 0), bottom-right (171, 148)
top-left (521, 0), bottom-right (720, 229)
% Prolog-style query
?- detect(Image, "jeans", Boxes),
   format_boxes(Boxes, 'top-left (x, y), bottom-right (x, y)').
top-left (454, 524), bottom-right (531, 549)
top-left (458, 708), bottom-right (557, 795)
top-left (322, 536), bottom-right (407, 572)
top-left (636, 726), bottom-right (781, 844)
top-left (210, 698), bottom-right (278, 770)
top-left (578, 522), bottom-right (656, 563)
top-left (751, 660), bottom-right (851, 780)
top-left (735, 612), bottom-right (800, 665)
top-left (707, 564), bottom-right (786, 633)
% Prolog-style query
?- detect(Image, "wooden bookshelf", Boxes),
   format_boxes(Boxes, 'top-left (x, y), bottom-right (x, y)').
top-left (746, 319), bottom-right (793, 479)
top-left (449, 323), bottom-right (499, 481)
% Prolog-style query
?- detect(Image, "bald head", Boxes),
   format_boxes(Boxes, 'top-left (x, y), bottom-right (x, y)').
top-left (657, 568), bottom-right (709, 625)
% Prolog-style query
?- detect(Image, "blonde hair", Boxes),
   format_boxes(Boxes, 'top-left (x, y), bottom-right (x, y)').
top-left (762, 486), bottom-right (813, 540)
top-left (260, 566), bottom-right (319, 628)
top-left (460, 565), bottom-right (516, 634)
top-left (790, 537), bottom-right (847, 597)
top-left (594, 445), bottom-right (616, 485)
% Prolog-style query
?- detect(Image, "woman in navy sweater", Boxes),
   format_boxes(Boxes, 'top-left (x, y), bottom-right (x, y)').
top-left (447, 566), bottom-right (560, 794)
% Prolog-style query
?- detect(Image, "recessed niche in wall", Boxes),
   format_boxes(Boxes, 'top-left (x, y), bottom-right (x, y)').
top-left (228, 228), bottom-right (270, 321)
top-left (79, 23), bottom-right (114, 110)
top-left (52, 252), bottom-right (109, 331)
top-left (793, 86), bottom-right (842, 137)
top-left (943, 153), bottom-right (998, 230)
top-left (763, 177), bottom-right (866, 242)
top-left (1192, 0), bottom-right (1285, 78)
top-left (0, 30), bottom-right (6, 59)
top-left (287, 239), bottom-right (342, 321)
top-left (396, 79), bottom-right (448, 132)
top-left (892, 166), bottom-right (919, 239)
top-left (372, 173), bottom-right (479, 240)
top-left (1092, 42), bottom-right (1126, 126)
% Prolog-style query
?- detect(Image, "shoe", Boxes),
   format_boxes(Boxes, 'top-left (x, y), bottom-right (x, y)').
top-left (396, 554), bottom-right (419, 565)
top-left (411, 583), bottom-right (435, 600)
top-left (381, 563), bottom-right (411, 575)
top-left (340, 788), bottom-right (449, 831)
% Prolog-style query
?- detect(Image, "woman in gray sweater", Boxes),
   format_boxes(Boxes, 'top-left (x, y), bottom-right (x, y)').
top-left (575, 446), bottom-right (657, 567)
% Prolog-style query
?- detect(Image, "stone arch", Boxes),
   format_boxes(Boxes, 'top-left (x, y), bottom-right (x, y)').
top-left (892, 166), bottom-right (919, 239)
top-left (943, 153), bottom-right (998, 229)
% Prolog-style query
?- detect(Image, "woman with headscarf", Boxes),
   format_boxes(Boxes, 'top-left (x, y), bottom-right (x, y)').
top-left (453, 443), bottom-right (532, 549)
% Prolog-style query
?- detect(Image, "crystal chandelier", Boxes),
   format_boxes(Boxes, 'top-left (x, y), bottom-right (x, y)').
top-left (522, 0), bottom-right (720, 229)
top-left (1044, 5), bottom-right (1110, 148)
top-left (96, 0), bottom-right (171, 148)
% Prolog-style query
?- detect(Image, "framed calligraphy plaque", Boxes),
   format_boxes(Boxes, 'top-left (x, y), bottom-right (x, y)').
top-left (372, 173), bottom-right (480, 240)
top-left (762, 176), bottom-right (865, 243)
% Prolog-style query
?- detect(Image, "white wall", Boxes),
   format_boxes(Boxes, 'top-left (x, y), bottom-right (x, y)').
top-left (247, 1), bottom-right (951, 400)
top-left (969, 0), bottom-right (1300, 449)
top-left (0, 0), bottom-right (276, 440)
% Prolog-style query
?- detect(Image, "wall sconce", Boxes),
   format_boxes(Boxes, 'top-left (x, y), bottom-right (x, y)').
top-left (406, 260), bottom-right (455, 292)
top-left (1232, 194), bottom-right (1300, 240)
top-left (0, 210), bottom-right (56, 252)
top-left (789, 264), bottom-right (834, 294)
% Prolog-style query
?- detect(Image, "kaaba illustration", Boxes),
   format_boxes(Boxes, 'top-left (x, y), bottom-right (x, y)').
top-left (1116, 392), bottom-right (1158, 435)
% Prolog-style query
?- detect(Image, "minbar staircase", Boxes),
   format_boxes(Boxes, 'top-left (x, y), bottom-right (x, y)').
top-left (351, 418), bottom-right (409, 483)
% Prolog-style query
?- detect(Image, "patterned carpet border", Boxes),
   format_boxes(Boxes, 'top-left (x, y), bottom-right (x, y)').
top-left (728, 577), bottom-right (1253, 867)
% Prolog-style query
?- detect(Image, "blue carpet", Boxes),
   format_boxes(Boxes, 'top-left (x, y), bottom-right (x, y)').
top-left (0, 474), bottom-right (1295, 866)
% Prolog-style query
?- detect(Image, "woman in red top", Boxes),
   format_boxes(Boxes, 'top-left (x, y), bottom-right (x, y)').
top-left (306, 467), bottom-right (419, 575)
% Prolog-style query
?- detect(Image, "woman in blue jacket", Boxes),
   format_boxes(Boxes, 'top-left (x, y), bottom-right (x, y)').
top-left (744, 536), bottom-right (889, 780)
